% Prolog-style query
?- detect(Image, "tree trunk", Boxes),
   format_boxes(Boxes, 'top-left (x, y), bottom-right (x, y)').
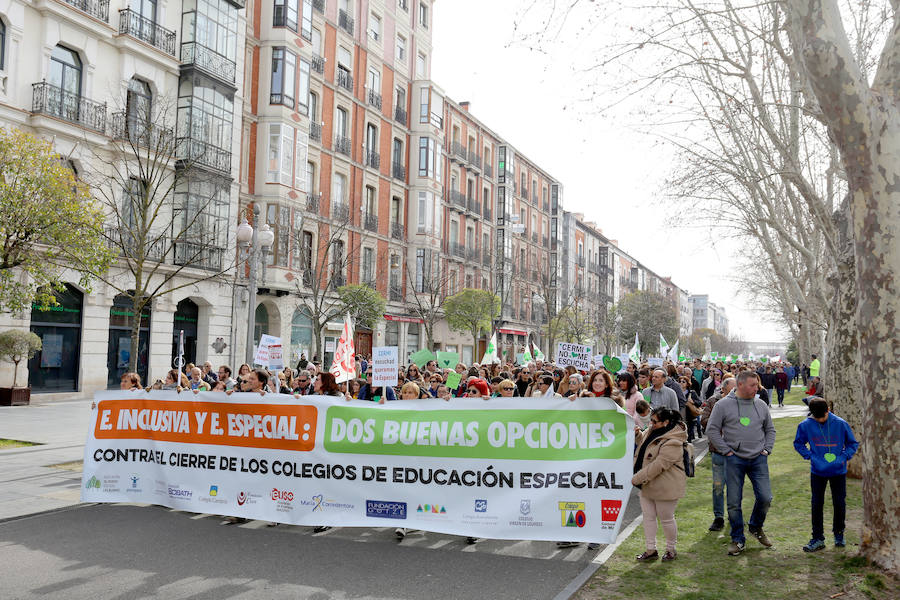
top-left (12, 360), bottom-right (19, 388)
top-left (129, 297), bottom-right (141, 375)
top-left (824, 199), bottom-right (863, 478)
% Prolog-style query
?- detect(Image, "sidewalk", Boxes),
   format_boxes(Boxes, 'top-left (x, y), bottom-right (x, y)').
top-left (0, 398), bottom-right (94, 520)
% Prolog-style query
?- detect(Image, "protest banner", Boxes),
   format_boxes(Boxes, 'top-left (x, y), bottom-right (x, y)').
top-left (82, 391), bottom-right (633, 543)
top-left (555, 343), bottom-right (592, 371)
top-left (445, 371), bottom-right (462, 390)
top-left (371, 346), bottom-right (399, 387)
top-left (436, 351), bottom-right (459, 370)
top-left (253, 334), bottom-right (280, 367)
top-left (409, 349), bottom-right (436, 369)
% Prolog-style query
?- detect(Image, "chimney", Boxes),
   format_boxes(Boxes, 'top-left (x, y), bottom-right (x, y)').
top-left (459, 101), bottom-right (470, 112)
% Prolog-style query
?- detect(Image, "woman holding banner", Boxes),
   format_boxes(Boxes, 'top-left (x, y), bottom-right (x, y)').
top-left (632, 408), bottom-right (688, 562)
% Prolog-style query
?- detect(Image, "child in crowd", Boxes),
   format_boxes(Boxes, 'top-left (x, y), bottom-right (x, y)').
top-left (635, 399), bottom-right (653, 430)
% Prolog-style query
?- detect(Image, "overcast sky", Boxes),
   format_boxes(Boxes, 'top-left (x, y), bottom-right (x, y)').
top-left (430, 0), bottom-right (786, 343)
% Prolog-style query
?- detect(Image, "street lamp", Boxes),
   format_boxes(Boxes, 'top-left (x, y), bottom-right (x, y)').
top-left (236, 204), bottom-right (274, 364)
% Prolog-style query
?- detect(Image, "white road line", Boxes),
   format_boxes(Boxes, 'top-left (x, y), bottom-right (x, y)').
top-left (427, 539), bottom-right (453, 549)
top-left (563, 545), bottom-right (588, 562)
top-left (189, 513), bottom-right (210, 520)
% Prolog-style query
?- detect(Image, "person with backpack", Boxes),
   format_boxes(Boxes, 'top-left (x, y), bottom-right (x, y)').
top-left (632, 407), bottom-right (688, 562)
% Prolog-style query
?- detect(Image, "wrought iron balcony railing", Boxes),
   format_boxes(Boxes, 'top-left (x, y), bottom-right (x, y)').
top-left (31, 82), bottom-right (107, 133)
top-left (173, 240), bottom-right (225, 271)
top-left (331, 201), bottom-right (350, 222)
top-left (311, 54), bottom-right (325, 74)
top-left (448, 189), bottom-right (466, 209)
top-left (450, 141), bottom-right (467, 163)
top-left (391, 222), bottom-right (405, 240)
top-left (176, 137), bottom-right (232, 174)
top-left (312, 0), bottom-right (324, 13)
top-left (334, 134), bottom-right (352, 156)
top-left (392, 162), bottom-right (406, 181)
top-left (329, 274), bottom-right (346, 290)
top-left (363, 213), bottom-right (378, 233)
top-left (466, 246), bottom-right (479, 261)
top-left (389, 286), bottom-right (402, 302)
top-left (531, 232), bottom-right (538, 244)
top-left (450, 242), bottom-right (466, 259)
top-left (180, 41), bottom-right (236, 84)
top-left (365, 149), bottom-right (380, 169)
top-left (306, 193), bottom-right (321, 213)
top-left (109, 111), bottom-right (175, 150)
top-left (483, 163), bottom-right (493, 178)
top-left (338, 9), bottom-right (354, 35)
top-left (394, 105), bottom-right (407, 125)
top-left (118, 9), bottom-right (176, 56)
top-left (105, 226), bottom-right (167, 262)
top-left (62, 0), bottom-right (109, 22)
top-left (482, 250), bottom-right (492, 267)
top-left (309, 121), bottom-right (321, 142)
top-left (468, 151), bottom-right (481, 171)
top-left (336, 69), bottom-right (353, 93)
top-left (467, 197), bottom-right (480, 215)
top-left (366, 87), bottom-right (382, 110)
top-left (543, 235), bottom-right (549, 248)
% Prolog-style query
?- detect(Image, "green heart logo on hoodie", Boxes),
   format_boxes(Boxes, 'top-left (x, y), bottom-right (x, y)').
top-left (739, 417), bottom-right (751, 426)
top-left (824, 453), bottom-right (836, 463)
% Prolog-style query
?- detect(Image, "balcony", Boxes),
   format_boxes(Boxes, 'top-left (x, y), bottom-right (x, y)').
top-left (365, 149), bottom-right (380, 170)
top-left (175, 137), bottom-right (231, 174)
top-left (468, 150), bottom-right (481, 172)
top-left (334, 134), bottom-right (352, 156)
top-left (543, 200), bottom-right (549, 212)
top-left (484, 163), bottom-right (493, 178)
top-left (311, 54), bottom-right (325, 74)
top-left (306, 193), bottom-right (320, 213)
top-left (338, 9), bottom-right (354, 35)
top-left (31, 82), bottom-right (107, 134)
top-left (448, 189), bottom-right (467, 210)
top-left (118, 9), bottom-right (176, 56)
top-left (450, 141), bottom-right (467, 163)
top-left (466, 246), bottom-right (479, 261)
top-left (105, 226), bottom-right (167, 262)
top-left (329, 274), bottom-right (346, 290)
top-left (173, 240), bottom-right (225, 271)
top-left (394, 105), bottom-right (407, 125)
top-left (109, 111), bottom-right (175, 150)
top-left (180, 42), bottom-right (236, 85)
top-left (576, 256), bottom-right (585, 268)
top-left (588, 262), bottom-right (598, 274)
top-left (309, 121), bottom-right (322, 142)
top-left (331, 201), bottom-right (350, 222)
top-left (389, 286), bottom-right (403, 302)
top-left (532, 192), bottom-right (539, 204)
top-left (482, 250), bottom-right (492, 267)
top-left (467, 196), bottom-right (481, 215)
top-left (392, 162), bottom-right (406, 181)
top-left (391, 222), bottom-right (405, 240)
top-left (542, 235), bottom-right (549, 248)
top-left (398, 0), bottom-right (408, 11)
top-left (366, 87), bottom-right (382, 111)
top-left (62, 0), bottom-right (109, 22)
top-left (483, 204), bottom-right (492, 220)
top-left (336, 70), bottom-right (354, 93)
top-left (363, 213), bottom-right (378, 233)
top-left (312, 0), bottom-right (324, 13)
top-left (450, 242), bottom-right (466, 259)
top-left (531, 232), bottom-right (538, 244)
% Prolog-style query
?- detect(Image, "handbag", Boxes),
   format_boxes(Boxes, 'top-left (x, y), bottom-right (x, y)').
top-left (686, 398), bottom-right (701, 417)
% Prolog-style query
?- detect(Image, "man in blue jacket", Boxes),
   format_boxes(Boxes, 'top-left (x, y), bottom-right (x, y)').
top-left (793, 398), bottom-right (859, 552)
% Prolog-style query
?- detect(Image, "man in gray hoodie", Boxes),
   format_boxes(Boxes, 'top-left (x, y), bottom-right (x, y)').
top-left (706, 370), bottom-right (776, 556)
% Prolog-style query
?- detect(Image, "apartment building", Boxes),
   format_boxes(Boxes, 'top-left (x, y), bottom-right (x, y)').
top-left (689, 294), bottom-right (729, 336)
top-left (0, 0), bottom-right (247, 396)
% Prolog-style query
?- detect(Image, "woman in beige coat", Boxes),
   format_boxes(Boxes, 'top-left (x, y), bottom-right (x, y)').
top-left (632, 407), bottom-right (688, 561)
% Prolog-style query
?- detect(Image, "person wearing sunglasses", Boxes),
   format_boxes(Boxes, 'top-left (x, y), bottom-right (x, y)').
top-left (292, 371), bottom-right (314, 395)
top-left (466, 379), bottom-right (490, 399)
top-left (427, 374), bottom-right (443, 398)
top-left (498, 380), bottom-right (516, 398)
top-left (357, 369), bottom-right (397, 403)
top-left (533, 375), bottom-right (562, 398)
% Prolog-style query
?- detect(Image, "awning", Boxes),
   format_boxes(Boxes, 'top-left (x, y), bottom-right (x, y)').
top-left (498, 328), bottom-right (528, 337)
top-left (384, 315), bottom-right (424, 323)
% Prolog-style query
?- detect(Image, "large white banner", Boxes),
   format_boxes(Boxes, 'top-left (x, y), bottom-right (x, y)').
top-left (82, 391), bottom-right (634, 543)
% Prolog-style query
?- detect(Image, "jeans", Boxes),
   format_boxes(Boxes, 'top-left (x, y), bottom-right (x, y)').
top-left (811, 473), bottom-right (846, 540)
top-left (725, 453), bottom-right (773, 544)
top-left (711, 452), bottom-right (726, 519)
top-left (776, 389), bottom-right (785, 405)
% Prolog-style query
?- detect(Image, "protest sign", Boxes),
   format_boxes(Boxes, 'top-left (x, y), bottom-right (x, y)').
top-left (82, 391), bottom-right (633, 543)
top-left (556, 343), bottom-right (592, 371)
top-left (253, 334), bottom-right (280, 367)
top-left (409, 349), bottom-right (436, 369)
top-left (371, 346), bottom-right (399, 387)
top-left (268, 344), bottom-right (284, 371)
top-left (647, 357), bottom-right (664, 367)
top-left (445, 371), bottom-right (462, 390)
top-left (436, 351), bottom-right (459, 370)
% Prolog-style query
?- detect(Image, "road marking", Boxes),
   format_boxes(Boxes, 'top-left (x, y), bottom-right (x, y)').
top-left (428, 539), bottom-right (453, 549)
top-left (190, 513), bottom-right (210, 520)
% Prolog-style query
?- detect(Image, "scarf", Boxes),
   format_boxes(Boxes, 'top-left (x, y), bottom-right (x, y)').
top-left (633, 423), bottom-right (677, 481)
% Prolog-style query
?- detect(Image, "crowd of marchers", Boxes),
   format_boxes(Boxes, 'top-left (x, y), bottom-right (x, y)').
top-left (108, 352), bottom-right (853, 559)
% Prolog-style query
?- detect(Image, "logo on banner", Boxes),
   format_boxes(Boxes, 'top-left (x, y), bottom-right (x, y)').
top-left (126, 475), bottom-right (142, 493)
top-left (416, 503), bottom-right (447, 515)
top-left (510, 499), bottom-right (543, 528)
top-left (475, 499), bottom-right (487, 513)
top-left (167, 485), bottom-right (192, 500)
top-left (85, 475), bottom-right (101, 490)
top-left (236, 490), bottom-right (262, 506)
top-left (271, 488), bottom-right (295, 513)
top-left (559, 502), bottom-right (587, 527)
top-left (200, 485), bottom-right (227, 505)
top-left (209, 485), bottom-right (218, 497)
top-left (601, 500), bottom-right (622, 522)
top-left (520, 499), bottom-right (531, 516)
top-left (365, 500), bottom-right (407, 519)
top-left (302, 494), bottom-right (355, 512)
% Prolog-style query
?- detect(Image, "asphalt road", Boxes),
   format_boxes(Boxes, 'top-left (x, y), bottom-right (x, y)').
top-left (0, 499), bottom-right (641, 600)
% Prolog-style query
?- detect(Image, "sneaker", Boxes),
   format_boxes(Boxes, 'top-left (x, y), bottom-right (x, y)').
top-left (587, 543), bottom-right (601, 550)
top-left (803, 538), bottom-right (826, 552)
top-left (222, 516), bottom-right (247, 525)
top-left (708, 517), bottom-right (725, 531)
top-left (556, 541), bottom-right (580, 548)
top-left (395, 527), bottom-right (407, 539)
top-left (834, 533), bottom-right (845, 547)
top-left (727, 541), bottom-right (745, 555)
top-left (465, 536), bottom-right (478, 545)
top-left (749, 527), bottom-right (773, 547)
top-left (312, 526), bottom-right (331, 533)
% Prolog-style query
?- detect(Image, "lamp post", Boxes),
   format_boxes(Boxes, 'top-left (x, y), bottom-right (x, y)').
top-left (236, 204), bottom-right (274, 365)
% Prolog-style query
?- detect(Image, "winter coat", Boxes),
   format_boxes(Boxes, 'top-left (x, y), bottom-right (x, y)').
top-left (631, 423), bottom-right (688, 501)
top-left (775, 372), bottom-right (789, 391)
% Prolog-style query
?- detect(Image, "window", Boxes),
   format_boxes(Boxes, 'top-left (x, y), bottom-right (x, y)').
top-left (335, 106), bottom-right (348, 137)
top-left (294, 131), bottom-right (308, 190)
top-left (177, 78), bottom-right (235, 150)
top-left (306, 161), bottom-right (316, 194)
top-left (362, 247), bottom-right (374, 284)
top-left (364, 185), bottom-right (376, 216)
top-left (333, 172), bottom-right (347, 203)
top-left (267, 203), bottom-right (291, 266)
top-left (415, 248), bottom-right (426, 292)
top-left (122, 177), bottom-right (147, 229)
top-left (301, 0), bottom-right (312, 39)
top-left (396, 34), bottom-right (406, 61)
top-left (338, 46), bottom-right (352, 77)
top-left (370, 13), bottom-right (381, 41)
top-left (266, 124), bottom-right (295, 185)
top-left (395, 86), bottom-right (406, 112)
top-left (391, 196), bottom-right (401, 223)
top-left (332, 240), bottom-right (345, 281)
top-left (183, 0), bottom-right (239, 62)
top-left (366, 123), bottom-right (378, 155)
top-left (274, 0), bottom-right (298, 30)
top-left (267, 124), bottom-right (281, 182)
top-left (417, 190), bottom-right (434, 234)
top-left (311, 27), bottom-right (322, 54)
top-left (125, 77), bottom-right (153, 139)
top-left (419, 87), bottom-right (429, 123)
top-left (367, 68), bottom-right (380, 93)
top-left (416, 52), bottom-right (426, 77)
top-left (298, 58), bottom-right (310, 114)
top-left (0, 20), bottom-right (5, 70)
top-left (49, 45), bottom-right (82, 100)
top-left (418, 136), bottom-right (438, 178)
top-left (271, 47), bottom-right (296, 108)
top-left (418, 2), bottom-right (428, 28)
top-left (309, 91), bottom-right (318, 120)
top-left (392, 137), bottom-right (403, 166)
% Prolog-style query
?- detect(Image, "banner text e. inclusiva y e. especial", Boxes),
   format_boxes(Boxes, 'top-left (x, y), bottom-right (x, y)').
top-left (82, 391), bottom-right (634, 542)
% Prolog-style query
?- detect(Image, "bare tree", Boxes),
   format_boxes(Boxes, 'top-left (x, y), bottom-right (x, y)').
top-left (404, 252), bottom-right (453, 351)
top-left (83, 96), bottom-right (236, 374)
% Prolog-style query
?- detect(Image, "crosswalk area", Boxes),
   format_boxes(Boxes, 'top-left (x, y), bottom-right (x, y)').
top-left (122, 494), bottom-right (642, 563)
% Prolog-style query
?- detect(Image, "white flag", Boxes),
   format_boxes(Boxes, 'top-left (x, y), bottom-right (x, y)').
top-left (629, 333), bottom-right (641, 364)
top-left (668, 340), bottom-right (679, 361)
top-left (481, 332), bottom-right (499, 364)
top-left (659, 333), bottom-right (670, 357)
top-left (330, 314), bottom-right (355, 383)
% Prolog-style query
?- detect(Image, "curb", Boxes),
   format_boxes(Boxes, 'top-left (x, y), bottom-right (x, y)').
top-left (0, 502), bottom-right (95, 525)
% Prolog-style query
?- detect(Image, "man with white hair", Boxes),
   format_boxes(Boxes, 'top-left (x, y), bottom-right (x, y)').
top-left (642, 369), bottom-right (679, 411)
